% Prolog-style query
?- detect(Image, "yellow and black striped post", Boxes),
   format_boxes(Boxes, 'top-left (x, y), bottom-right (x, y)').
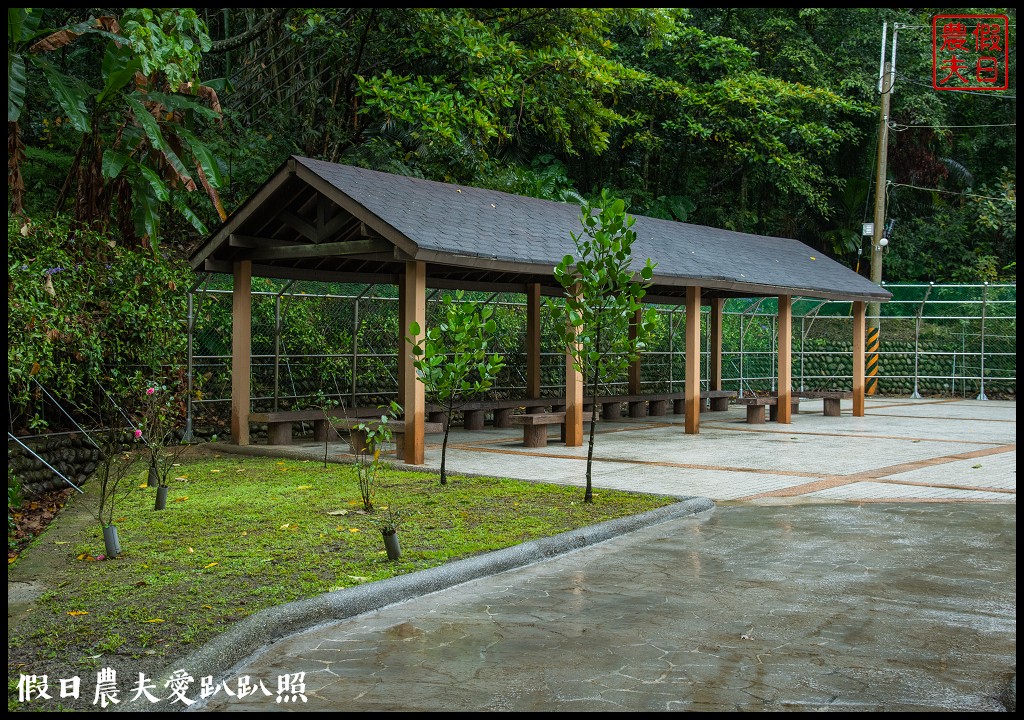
top-left (866, 326), bottom-right (880, 395)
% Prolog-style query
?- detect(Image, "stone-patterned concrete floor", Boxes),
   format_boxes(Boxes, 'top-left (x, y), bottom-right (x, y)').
top-left (192, 503), bottom-right (1015, 712)
top-left (176, 398), bottom-right (1015, 712)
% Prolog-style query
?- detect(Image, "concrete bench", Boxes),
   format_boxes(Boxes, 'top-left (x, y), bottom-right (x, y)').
top-left (734, 396), bottom-right (800, 424)
top-left (251, 407), bottom-right (381, 445)
top-left (793, 391), bottom-right (853, 417)
top-left (335, 419), bottom-right (443, 459)
top-left (702, 390), bottom-right (738, 412)
top-left (600, 390), bottom-right (737, 419)
top-left (428, 399), bottom-right (555, 430)
top-left (509, 411), bottom-right (595, 448)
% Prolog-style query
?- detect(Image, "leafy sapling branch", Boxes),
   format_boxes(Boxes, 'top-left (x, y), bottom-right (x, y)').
top-left (350, 402), bottom-right (403, 512)
top-left (137, 378), bottom-right (191, 488)
top-left (407, 291), bottom-right (505, 486)
top-left (311, 390), bottom-right (341, 470)
top-left (550, 190), bottom-right (656, 503)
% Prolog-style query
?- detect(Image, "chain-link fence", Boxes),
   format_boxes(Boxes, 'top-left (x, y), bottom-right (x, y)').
top-left (187, 281), bottom-right (1016, 434)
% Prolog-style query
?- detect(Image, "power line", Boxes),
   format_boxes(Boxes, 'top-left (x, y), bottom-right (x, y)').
top-left (894, 73), bottom-right (1017, 100)
top-left (889, 120), bottom-right (1017, 131)
top-left (887, 181), bottom-right (1013, 202)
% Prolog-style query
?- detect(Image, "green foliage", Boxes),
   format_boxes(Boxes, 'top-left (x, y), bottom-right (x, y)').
top-left (549, 191), bottom-right (656, 502)
top-left (9, 8), bottom-right (224, 245)
top-left (7, 215), bottom-right (191, 432)
top-left (7, 468), bottom-right (23, 545)
top-left (408, 290), bottom-right (505, 485)
top-left (120, 8), bottom-right (212, 92)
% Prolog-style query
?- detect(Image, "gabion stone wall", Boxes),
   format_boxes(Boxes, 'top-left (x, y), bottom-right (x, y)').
top-left (8, 436), bottom-right (100, 496)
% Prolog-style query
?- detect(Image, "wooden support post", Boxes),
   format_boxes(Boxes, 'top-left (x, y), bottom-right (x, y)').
top-left (684, 286), bottom-right (701, 434)
top-left (709, 297), bottom-right (724, 392)
top-left (628, 308), bottom-right (642, 395)
top-left (400, 261), bottom-right (426, 464)
top-left (526, 283), bottom-right (541, 400)
top-left (231, 260), bottom-right (252, 445)
top-left (564, 289), bottom-right (584, 447)
top-left (853, 301), bottom-right (866, 417)
top-left (777, 295), bottom-right (792, 424)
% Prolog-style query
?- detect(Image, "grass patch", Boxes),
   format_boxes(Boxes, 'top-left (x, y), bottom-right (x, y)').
top-left (8, 450), bottom-right (676, 710)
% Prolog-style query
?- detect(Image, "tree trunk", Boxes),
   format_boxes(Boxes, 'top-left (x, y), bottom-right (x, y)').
top-left (440, 396), bottom-right (454, 485)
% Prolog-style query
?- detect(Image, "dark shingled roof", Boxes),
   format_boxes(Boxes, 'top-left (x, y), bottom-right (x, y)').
top-left (191, 156), bottom-right (890, 304)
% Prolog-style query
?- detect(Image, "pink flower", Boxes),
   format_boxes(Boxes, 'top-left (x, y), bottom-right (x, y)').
top-left (146, 387), bottom-right (156, 396)
top-left (134, 429), bottom-right (143, 439)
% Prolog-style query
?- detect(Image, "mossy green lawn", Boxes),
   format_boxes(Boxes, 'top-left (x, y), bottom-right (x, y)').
top-left (8, 450), bottom-right (675, 707)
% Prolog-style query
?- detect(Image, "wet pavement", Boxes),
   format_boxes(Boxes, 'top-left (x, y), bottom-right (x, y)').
top-left (136, 398), bottom-right (1014, 712)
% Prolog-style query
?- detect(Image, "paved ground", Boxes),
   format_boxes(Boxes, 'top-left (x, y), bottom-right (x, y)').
top-left (128, 398), bottom-right (1015, 711)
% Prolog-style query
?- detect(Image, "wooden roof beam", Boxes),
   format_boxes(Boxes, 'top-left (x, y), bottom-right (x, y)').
top-left (240, 238), bottom-right (393, 262)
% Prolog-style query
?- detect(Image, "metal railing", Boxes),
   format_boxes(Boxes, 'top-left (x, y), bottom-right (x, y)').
top-left (186, 281), bottom-right (1016, 431)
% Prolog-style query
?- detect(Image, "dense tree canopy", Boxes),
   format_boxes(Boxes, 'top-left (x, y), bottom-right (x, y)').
top-left (9, 7), bottom-right (1017, 281)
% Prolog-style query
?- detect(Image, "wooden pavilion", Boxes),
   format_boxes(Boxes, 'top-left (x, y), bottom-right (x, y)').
top-left (190, 156), bottom-right (891, 464)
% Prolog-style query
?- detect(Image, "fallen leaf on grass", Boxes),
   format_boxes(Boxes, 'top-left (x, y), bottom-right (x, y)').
top-left (347, 575), bottom-right (369, 582)
top-left (295, 485), bottom-right (312, 490)
top-left (210, 469), bottom-right (221, 473)
top-left (327, 510), bottom-right (348, 516)
top-left (202, 605), bottom-right (212, 609)
top-left (188, 547), bottom-right (194, 553)
top-left (203, 562), bottom-right (218, 569)
top-left (174, 496), bottom-right (189, 502)
top-left (143, 618), bottom-right (164, 623)
top-left (280, 523), bottom-right (291, 529)
top-left (67, 611), bottom-right (88, 616)
top-left (348, 528), bottom-right (360, 533)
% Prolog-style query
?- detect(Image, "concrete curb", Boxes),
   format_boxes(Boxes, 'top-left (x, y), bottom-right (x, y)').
top-left (122, 496), bottom-right (714, 712)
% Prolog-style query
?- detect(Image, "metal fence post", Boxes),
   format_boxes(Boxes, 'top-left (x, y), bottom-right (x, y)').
top-left (741, 313), bottom-right (749, 397)
top-left (799, 315), bottom-right (805, 391)
top-left (911, 283), bottom-right (932, 399)
top-left (352, 297), bottom-right (360, 407)
top-left (977, 282), bottom-right (988, 400)
top-left (273, 292), bottom-right (282, 412)
top-left (183, 292), bottom-right (195, 442)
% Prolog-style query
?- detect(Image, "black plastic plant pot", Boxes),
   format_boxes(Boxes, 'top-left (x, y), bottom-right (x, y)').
top-left (382, 530), bottom-right (401, 561)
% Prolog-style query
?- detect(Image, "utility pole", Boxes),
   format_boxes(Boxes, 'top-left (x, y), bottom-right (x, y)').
top-left (867, 24), bottom-right (896, 395)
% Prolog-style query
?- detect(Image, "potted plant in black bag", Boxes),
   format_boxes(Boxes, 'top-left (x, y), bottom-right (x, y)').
top-left (92, 428), bottom-right (141, 558)
top-left (137, 381), bottom-right (190, 511)
top-left (374, 487), bottom-right (405, 561)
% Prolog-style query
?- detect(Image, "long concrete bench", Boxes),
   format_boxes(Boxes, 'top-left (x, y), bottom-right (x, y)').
top-left (250, 407), bottom-right (382, 445)
top-left (509, 411), bottom-right (595, 448)
top-left (428, 399), bottom-right (555, 430)
top-left (335, 419), bottom-right (444, 459)
top-left (734, 396), bottom-right (800, 424)
top-left (599, 390), bottom-right (737, 419)
top-left (793, 391), bottom-right (853, 417)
